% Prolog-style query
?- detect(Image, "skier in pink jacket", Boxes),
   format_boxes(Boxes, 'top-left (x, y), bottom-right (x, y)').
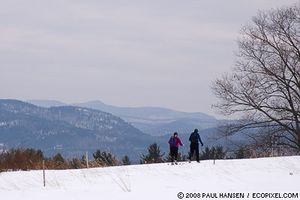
top-left (168, 132), bottom-right (183, 164)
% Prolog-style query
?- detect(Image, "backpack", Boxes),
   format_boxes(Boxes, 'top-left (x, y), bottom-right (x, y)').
top-left (169, 137), bottom-right (177, 147)
top-left (190, 132), bottom-right (198, 143)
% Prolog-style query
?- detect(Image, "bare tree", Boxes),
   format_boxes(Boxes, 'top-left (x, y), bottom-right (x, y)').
top-left (212, 4), bottom-right (300, 152)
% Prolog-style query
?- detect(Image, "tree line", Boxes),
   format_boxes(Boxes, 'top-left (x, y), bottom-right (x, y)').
top-left (0, 148), bottom-right (130, 172)
top-left (0, 143), bottom-right (257, 172)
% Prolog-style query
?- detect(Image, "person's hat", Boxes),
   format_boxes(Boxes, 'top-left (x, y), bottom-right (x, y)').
top-left (194, 129), bottom-right (198, 133)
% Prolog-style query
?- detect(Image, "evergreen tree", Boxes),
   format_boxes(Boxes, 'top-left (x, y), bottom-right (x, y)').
top-left (200, 146), bottom-right (226, 160)
top-left (235, 146), bottom-right (252, 159)
top-left (53, 153), bottom-right (65, 163)
top-left (93, 150), bottom-right (118, 166)
top-left (52, 153), bottom-right (66, 169)
top-left (122, 155), bottom-right (131, 165)
top-left (69, 158), bottom-right (85, 169)
top-left (140, 143), bottom-right (165, 164)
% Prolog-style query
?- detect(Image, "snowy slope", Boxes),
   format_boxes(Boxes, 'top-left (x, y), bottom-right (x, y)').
top-left (1, 156), bottom-right (300, 200)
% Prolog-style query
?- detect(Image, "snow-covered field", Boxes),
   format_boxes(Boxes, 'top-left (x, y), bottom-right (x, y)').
top-left (1, 156), bottom-right (300, 200)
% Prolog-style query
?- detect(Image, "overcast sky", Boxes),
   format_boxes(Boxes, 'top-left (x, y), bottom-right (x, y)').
top-left (0, 0), bottom-right (298, 118)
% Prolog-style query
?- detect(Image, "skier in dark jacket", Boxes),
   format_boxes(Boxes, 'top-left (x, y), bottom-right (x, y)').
top-left (188, 129), bottom-right (204, 163)
top-left (168, 132), bottom-right (183, 164)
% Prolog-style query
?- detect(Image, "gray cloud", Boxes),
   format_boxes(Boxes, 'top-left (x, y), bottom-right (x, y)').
top-left (0, 0), bottom-right (298, 117)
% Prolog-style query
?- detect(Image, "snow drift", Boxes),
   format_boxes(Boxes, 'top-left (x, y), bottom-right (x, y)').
top-left (1, 156), bottom-right (300, 200)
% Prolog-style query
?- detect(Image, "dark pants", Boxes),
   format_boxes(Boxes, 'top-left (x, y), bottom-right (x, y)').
top-left (170, 146), bottom-right (178, 162)
top-left (189, 143), bottom-right (199, 162)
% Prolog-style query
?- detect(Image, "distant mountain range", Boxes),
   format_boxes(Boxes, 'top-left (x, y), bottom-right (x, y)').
top-left (0, 99), bottom-right (248, 160)
top-left (27, 100), bottom-right (68, 107)
top-left (0, 99), bottom-right (155, 159)
top-left (28, 100), bottom-right (219, 136)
